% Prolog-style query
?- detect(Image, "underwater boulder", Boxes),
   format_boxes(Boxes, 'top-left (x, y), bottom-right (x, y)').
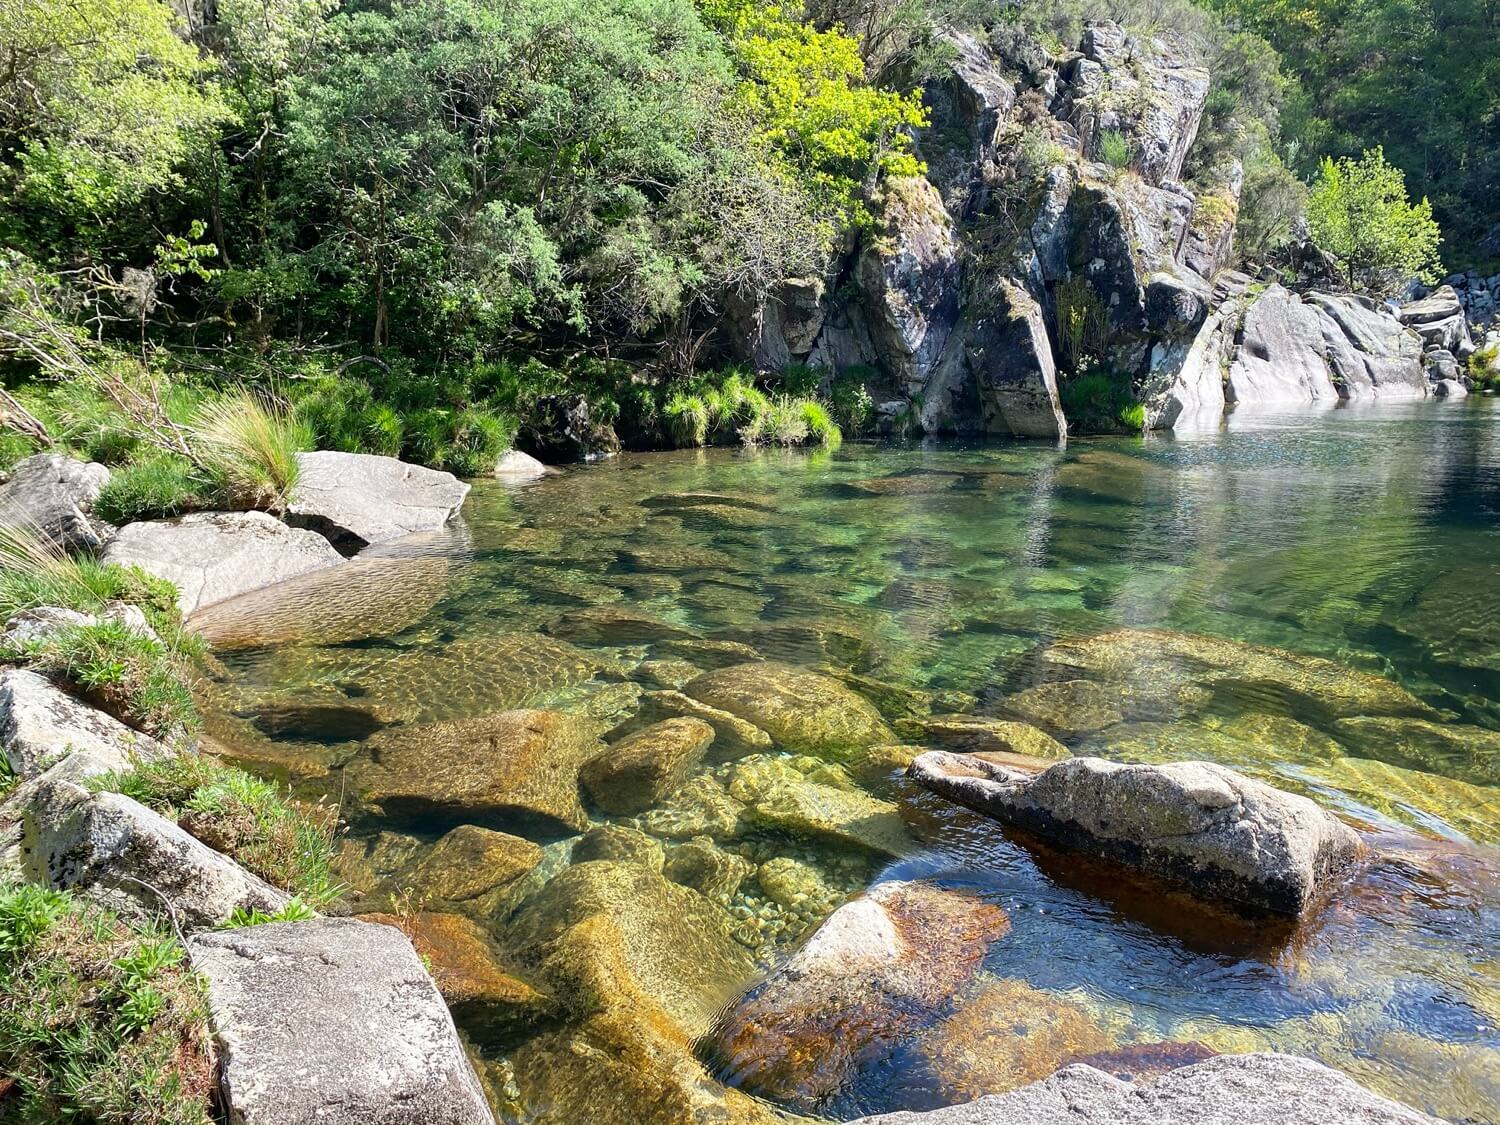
top-left (580, 717), bottom-right (716, 815)
top-left (894, 713), bottom-right (1070, 759)
top-left (683, 662), bottom-right (894, 760)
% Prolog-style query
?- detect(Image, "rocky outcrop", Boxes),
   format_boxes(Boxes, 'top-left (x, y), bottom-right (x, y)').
top-left (1, 667), bottom-right (170, 777)
top-left (518, 394), bottom-right (622, 463)
top-left (103, 510), bottom-right (342, 616)
top-left (0, 453), bottom-right (110, 552)
top-left (908, 753), bottom-right (1361, 914)
top-left (493, 448), bottom-right (551, 480)
top-left (287, 450), bottom-right (470, 551)
top-left (190, 918), bottom-right (495, 1125)
top-left (1397, 285), bottom-right (1472, 353)
top-left (846, 1052), bottom-right (1442, 1124)
top-left (20, 780), bottom-right (293, 928)
top-left (710, 880), bottom-right (1010, 1108)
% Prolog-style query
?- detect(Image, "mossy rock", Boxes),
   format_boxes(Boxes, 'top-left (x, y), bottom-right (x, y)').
top-left (580, 718), bottom-right (716, 815)
top-left (683, 662), bottom-right (894, 760)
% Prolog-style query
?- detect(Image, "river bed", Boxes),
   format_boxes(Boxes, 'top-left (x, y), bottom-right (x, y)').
top-left (199, 399), bottom-right (1500, 1123)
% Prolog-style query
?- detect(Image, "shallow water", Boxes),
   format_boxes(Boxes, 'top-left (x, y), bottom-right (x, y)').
top-left (205, 399), bottom-right (1500, 1123)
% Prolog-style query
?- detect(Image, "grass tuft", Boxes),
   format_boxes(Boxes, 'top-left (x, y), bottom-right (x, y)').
top-left (192, 389), bottom-right (309, 512)
top-left (92, 455), bottom-right (212, 525)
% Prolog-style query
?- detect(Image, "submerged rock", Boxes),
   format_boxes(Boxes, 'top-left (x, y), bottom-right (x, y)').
top-left (630, 690), bottom-right (773, 758)
top-left (1001, 680), bottom-right (1124, 737)
top-left (727, 756), bottom-right (914, 856)
top-left (637, 773), bottom-right (748, 840)
top-left (287, 450), bottom-right (470, 552)
top-left (683, 662), bottom-right (894, 759)
top-left (355, 709), bottom-right (606, 834)
top-left (914, 977), bottom-right (1116, 1102)
top-left (894, 714), bottom-right (1070, 759)
top-left (909, 753), bottom-right (1361, 915)
top-left (545, 605), bottom-right (698, 646)
top-left (507, 860), bottom-right (756, 1040)
top-left (711, 880), bottom-right (1010, 1109)
top-left (104, 510), bottom-right (343, 616)
top-left (361, 911), bottom-right (555, 1044)
top-left (580, 717), bottom-right (715, 815)
top-left (664, 836), bottom-right (755, 905)
top-left (1333, 716), bottom-right (1500, 788)
top-left (846, 1052), bottom-right (1443, 1124)
top-left (572, 824), bottom-right (666, 870)
top-left (390, 824), bottom-right (543, 916)
top-left (190, 918), bottom-right (494, 1124)
top-left (0, 453), bottom-right (110, 552)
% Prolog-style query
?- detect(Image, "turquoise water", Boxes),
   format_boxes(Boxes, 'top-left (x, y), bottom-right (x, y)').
top-left (203, 399), bottom-right (1500, 1123)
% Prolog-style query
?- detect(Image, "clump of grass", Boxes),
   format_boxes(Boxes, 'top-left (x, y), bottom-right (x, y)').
top-left (192, 389), bottom-right (309, 512)
top-left (800, 399), bottom-right (843, 448)
top-left (0, 881), bottom-right (215, 1124)
top-left (91, 455), bottom-right (214, 525)
top-left (1098, 129), bottom-right (1132, 170)
top-left (23, 621), bottom-right (201, 741)
top-left (100, 753), bottom-right (341, 906)
top-left (401, 405), bottom-right (516, 476)
top-left (664, 391), bottom-right (710, 447)
top-left (294, 376), bottom-right (404, 458)
top-left (0, 523), bottom-right (178, 628)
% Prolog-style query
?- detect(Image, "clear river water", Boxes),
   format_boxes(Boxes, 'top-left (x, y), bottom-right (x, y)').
top-left (198, 399), bottom-right (1499, 1123)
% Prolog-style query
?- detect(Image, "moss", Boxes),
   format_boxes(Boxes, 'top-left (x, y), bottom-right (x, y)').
top-left (0, 881), bottom-right (215, 1124)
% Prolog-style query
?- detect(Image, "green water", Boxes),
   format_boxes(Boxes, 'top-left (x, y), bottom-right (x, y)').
top-left (205, 400), bottom-right (1500, 1123)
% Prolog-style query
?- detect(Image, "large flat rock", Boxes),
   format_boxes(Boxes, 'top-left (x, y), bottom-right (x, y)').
top-left (288, 450), bottom-right (470, 551)
top-left (190, 918), bottom-right (494, 1125)
top-left (104, 510), bottom-right (342, 616)
top-left (0, 667), bottom-right (170, 778)
top-left (909, 752), bottom-right (1361, 915)
top-left (0, 453), bottom-right (110, 552)
top-left (847, 1052), bottom-right (1441, 1124)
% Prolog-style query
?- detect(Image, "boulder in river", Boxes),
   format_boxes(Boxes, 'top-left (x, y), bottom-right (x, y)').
top-left (544, 604), bottom-right (698, 646)
top-left (389, 824), bottom-right (543, 916)
top-left (908, 752), bottom-right (1361, 915)
top-left (628, 690), bottom-right (773, 758)
top-left (287, 449), bottom-right (470, 552)
top-left (507, 859), bottom-right (756, 1040)
top-left (0, 453), bottom-right (110, 552)
top-left (355, 709), bottom-right (606, 834)
top-left (727, 755), bottom-right (914, 856)
top-left (683, 661), bottom-right (894, 759)
top-left (580, 717), bottom-right (715, 815)
top-left (894, 713), bottom-right (1070, 758)
top-left (711, 879), bottom-right (1010, 1108)
top-left (190, 917), bottom-right (494, 1124)
top-left (1331, 716), bottom-right (1500, 788)
top-left (845, 1051), bottom-right (1443, 1124)
top-left (103, 510), bottom-right (342, 616)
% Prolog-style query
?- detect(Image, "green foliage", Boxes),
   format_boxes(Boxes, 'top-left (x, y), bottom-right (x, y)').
top-left (1054, 277), bottom-right (1110, 373)
top-left (0, 0), bottom-right (227, 219)
top-left (1468, 346), bottom-right (1499, 392)
top-left (664, 391), bottom-right (712, 447)
top-left (1307, 148), bottom-right (1443, 294)
top-left (1060, 369), bottom-right (1144, 434)
top-left (102, 753), bottom-right (341, 906)
top-left (1097, 130), bottom-right (1132, 170)
top-left (0, 881), bottom-right (214, 1124)
top-left (23, 621), bottom-right (200, 740)
top-left (0, 523), bottom-right (177, 628)
top-left (293, 377), bottom-right (404, 458)
top-left (225, 899), bottom-right (319, 927)
top-left (800, 399), bottom-right (843, 447)
top-left (830, 372), bottom-right (876, 436)
top-left (93, 455), bottom-right (212, 525)
top-left (192, 389), bottom-right (309, 511)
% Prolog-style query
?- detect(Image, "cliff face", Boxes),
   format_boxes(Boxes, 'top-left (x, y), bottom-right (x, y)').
top-left (732, 22), bottom-right (1443, 437)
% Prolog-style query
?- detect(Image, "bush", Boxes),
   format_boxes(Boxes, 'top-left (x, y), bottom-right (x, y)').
top-left (193, 389), bottom-right (309, 511)
top-left (100, 753), bottom-right (341, 906)
top-left (23, 621), bottom-right (200, 741)
top-left (800, 399), bottom-right (843, 447)
top-left (1059, 370), bottom-right (1145, 433)
top-left (0, 882), bottom-right (214, 1124)
top-left (92, 455), bottom-right (212, 525)
top-left (664, 391), bottom-right (711, 447)
top-left (830, 374), bottom-right (875, 436)
top-left (1466, 344), bottom-right (1499, 391)
top-left (1098, 130), bottom-right (1131, 170)
top-left (443, 406), bottom-right (516, 476)
top-left (293, 377), bottom-right (404, 458)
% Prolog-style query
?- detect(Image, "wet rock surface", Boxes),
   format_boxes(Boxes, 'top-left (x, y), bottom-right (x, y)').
top-left (910, 753), bottom-right (1361, 914)
top-left (684, 661), bottom-right (894, 759)
top-left (580, 716), bottom-right (715, 814)
top-left (711, 880), bottom-right (1010, 1109)
top-left (0, 453), bottom-right (110, 552)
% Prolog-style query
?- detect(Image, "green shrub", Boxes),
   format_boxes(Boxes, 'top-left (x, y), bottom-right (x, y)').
top-left (776, 363), bottom-right (824, 397)
top-left (92, 455), bottom-right (212, 524)
top-left (830, 374), bottom-right (875, 436)
top-left (1060, 370), bottom-right (1145, 433)
top-left (1098, 130), bottom-right (1132, 170)
top-left (1468, 345), bottom-right (1499, 391)
top-left (664, 391), bottom-right (710, 447)
top-left (24, 622), bottom-right (200, 741)
top-left (294, 377), bottom-right (404, 457)
top-left (800, 399), bottom-right (843, 447)
top-left (193, 389), bottom-right (309, 511)
top-left (101, 754), bottom-right (340, 905)
top-left (0, 882), bottom-right (215, 1124)
top-left (444, 406), bottom-right (516, 476)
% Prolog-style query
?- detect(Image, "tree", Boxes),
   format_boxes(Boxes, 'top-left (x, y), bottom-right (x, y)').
top-left (1307, 148), bottom-right (1442, 294)
top-left (0, 0), bottom-right (225, 219)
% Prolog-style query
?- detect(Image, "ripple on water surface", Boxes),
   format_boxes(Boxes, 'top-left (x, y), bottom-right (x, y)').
top-left (204, 401), bottom-right (1500, 1123)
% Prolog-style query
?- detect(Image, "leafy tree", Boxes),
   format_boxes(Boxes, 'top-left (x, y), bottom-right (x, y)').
top-left (1307, 147), bottom-right (1442, 293)
top-left (0, 0), bottom-right (226, 219)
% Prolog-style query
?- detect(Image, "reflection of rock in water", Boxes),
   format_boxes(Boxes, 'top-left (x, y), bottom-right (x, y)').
top-left (187, 525), bottom-right (473, 650)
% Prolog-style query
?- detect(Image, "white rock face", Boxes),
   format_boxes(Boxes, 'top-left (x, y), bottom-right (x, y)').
top-left (493, 449), bottom-right (551, 480)
top-left (908, 752), bottom-right (1361, 915)
top-left (288, 450), bottom-right (470, 551)
top-left (847, 1052), bottom-right (1442, 1124)
top-left (23, 781), bottom-right (291, 929)
top-left (189, 918), bottom-right (496, 1125)
top-left (0, 667), bottom-right (170, 778)
top-left (104, 510), bottom-right (342, 616)
top-left (0, 453), bottom-right (111, 552)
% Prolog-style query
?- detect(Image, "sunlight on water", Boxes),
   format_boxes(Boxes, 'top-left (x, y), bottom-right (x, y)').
top-left (201, 399), bottom-right (1500, 1123)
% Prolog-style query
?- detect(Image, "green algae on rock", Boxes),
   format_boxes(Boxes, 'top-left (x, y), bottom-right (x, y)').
top-left (727, 755), bottom-right (914, 857)
top-left (894, 714), bottom-right (1070, 758)
top-left (684, 662), bottom-right (894, 759)
top-left (1333, 716), bottom-right (1500, 787)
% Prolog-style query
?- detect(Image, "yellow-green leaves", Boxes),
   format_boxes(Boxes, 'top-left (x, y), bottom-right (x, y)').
top-left (1307, 147), bottom-right (1443, 294)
